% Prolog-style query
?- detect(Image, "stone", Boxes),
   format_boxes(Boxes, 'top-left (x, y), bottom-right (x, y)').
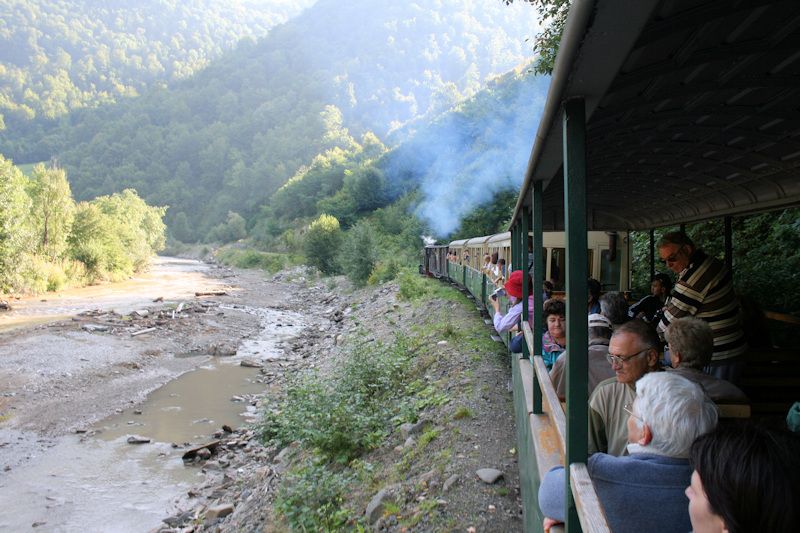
top-left (476, 468), bottom-right (503, 484)
top-left (206, 503), bottom-right (234, 521)
top-left (239, 359), bottom-right (263, 368)
top-left (404, 436), bottom-right (416, 448)
top-left (133, 309), bottom-right (150, 317)
top-left (437, 340), bottom-right (448, 346)
top-left (127, 435), bottom-right (151, 444)
top-left (82, 324), bottom-right (109, 332)
top-left (196, 448), bottom-right (212, 460)
top-left (365, 489), bottom-right (392, 524)
top-left (400, 419), bottom-right (429, 438)
top-left (443, 474), bottom-right (459, 492)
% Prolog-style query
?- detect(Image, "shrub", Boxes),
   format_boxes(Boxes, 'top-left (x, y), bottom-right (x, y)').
top-left (303, 214), bottom-right (342, 274)
top-left (337, 220), bottom-right (378, 286)
top-left (275, 459), bottom-right (353, 531)
top-left (397, 269), bottom-right (429, 300)
top-left (368, 258), bottom-right (400, 285)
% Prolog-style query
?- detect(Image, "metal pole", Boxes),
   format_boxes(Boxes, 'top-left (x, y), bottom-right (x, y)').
top-left (724, 216), bottom-right (733, 272)
top-left (521, 206), bottom-right (530, 359)
top-left (563, 97), bottom-right (589, 532)
top-left (649, 229), bottom-right (655, 280)
top-left (532, 182), bottom-right (544, 412)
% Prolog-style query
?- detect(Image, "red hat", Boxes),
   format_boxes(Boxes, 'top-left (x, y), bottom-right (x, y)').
top-left (504, 270), bottom-right (531, 299)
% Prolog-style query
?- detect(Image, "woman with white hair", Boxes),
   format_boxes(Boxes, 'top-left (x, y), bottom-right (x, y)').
top-left (538, 372), bottom-right (718, 533)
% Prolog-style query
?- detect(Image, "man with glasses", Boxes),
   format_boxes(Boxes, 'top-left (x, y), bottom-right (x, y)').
top-left (655, 231), bottom-right (747, 383)
top-left (588, 320), bottom-right (660, 456)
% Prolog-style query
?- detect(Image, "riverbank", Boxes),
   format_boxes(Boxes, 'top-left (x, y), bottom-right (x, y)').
top-left (0, 260), bottom-right (522, 532)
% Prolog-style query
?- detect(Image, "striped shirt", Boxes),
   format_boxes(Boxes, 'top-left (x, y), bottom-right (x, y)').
top-left (657, 250), bottom-right (747, 361)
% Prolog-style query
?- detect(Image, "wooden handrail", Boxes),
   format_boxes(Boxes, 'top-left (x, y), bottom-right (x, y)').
top-left (763, 310), bottom-right (800, 326)
top-left (532, 354), bottom-right (567, 456)
top-left (570, 464), bottom-right (611, 533)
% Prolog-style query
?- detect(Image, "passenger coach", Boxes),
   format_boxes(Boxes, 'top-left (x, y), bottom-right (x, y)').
top-left (439, 1), bottom-right (800, 531)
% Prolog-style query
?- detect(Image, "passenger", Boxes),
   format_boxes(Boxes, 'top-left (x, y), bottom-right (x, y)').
top-left (629, 273), bottom-right (672, 323)
top-left (463, 250), bottom-right (470, 267)
top-left (599, 291), bottom-right (629, 328)
top-left (655, 231), bottom-right (747, 383)
top-left (494, 258), bottom-right (507, 286)
top-left (588, 278), bottom-right (602, 314)
top-left (539, 372), bottom-right (718, 533)
top-left (589, 319), bottom-right (660, 456)
top-left (541, 298), bottom-right (566, 370)
top-left (481, 254), bottom-right (492, 275)
top-left (490, 270), bottom-right (534, 354)
top-left (542, 280), bottom-right (554, 302)
top-left (665, 317), bottom-right (747, 403)
top-left (549, 313), bottom-right (615, 401)
top-left (687, 424), bottom-right (800, 533)
top-left (489, 251), bottom-right (500, 280)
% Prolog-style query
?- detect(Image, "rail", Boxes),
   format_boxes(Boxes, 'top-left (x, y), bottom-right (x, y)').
top-left (446, 260), bottom-right (610, 533)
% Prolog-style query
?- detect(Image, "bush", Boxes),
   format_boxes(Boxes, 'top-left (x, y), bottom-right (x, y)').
top-left (368, 258), bottom-right (400, 285)
top-left (215, 247), bottom-right (291, 273)
top-left (397, 269), bottom-right (430, 300)
top-left (303, 214), bottom-right (342, 274)
top-left (260, 336), bottom-right (418, 464)
top-left (275, 459), bottom-right (353, 532)
top-left (337, 220), bottom-right (378, 286)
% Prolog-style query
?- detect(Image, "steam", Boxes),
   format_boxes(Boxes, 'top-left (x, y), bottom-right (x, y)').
top-left (384, 69), bottom-right (549, 237)
top-left (421, 234), bottom-right (437, 246)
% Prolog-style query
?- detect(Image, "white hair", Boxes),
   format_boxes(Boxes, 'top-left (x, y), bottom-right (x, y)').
top-left (634, 372), bottom-right (718, 458)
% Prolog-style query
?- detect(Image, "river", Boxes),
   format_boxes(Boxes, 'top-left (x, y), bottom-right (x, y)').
top-left (0, 257), bottom-right (304, 532)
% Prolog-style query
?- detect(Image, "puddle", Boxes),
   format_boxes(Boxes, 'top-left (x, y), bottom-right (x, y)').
top-left (0, 305), bottom-right (308, 531)
top-left (95, 362), bottom-right (269, 444)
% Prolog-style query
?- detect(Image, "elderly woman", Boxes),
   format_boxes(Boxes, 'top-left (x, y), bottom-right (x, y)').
top-left (686, 424), bottom-right (800, 533)
top-left (539, 372), bottom-right (718, 533)
top-left (665, 317), bottom-right (747, 403)
top-left (542, 298), bottom-right (566, 370)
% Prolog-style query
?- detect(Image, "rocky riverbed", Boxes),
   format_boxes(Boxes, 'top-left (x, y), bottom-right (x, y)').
top-left (0, 259), bottom-right (522, 532)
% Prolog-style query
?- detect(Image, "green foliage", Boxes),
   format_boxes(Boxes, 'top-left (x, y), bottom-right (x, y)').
top-left (397, 269), bottom-right (432, 301)
top-left (449, 187), bottom-right (518, 240)
top-left (504, 0), bottom-right (571, 75)
top-left (0, 155), bottom-right (33, 292)
top-left (206, 211), bottom-right (247, 243)
top-left (337, 220), bottom-right (378, 286)
top-left (215, 247), bottom-right (296, 273)
top-left (28, 164), bottom-right (75, 260)
top-left (275, 458), bottom-right (353, 532)
top-left (260, 336), bottom-right (419, 464)
top-left (1, 1), bottom-right (538, 240)
top-left (368, 258), bottom-right (401, 285)
top-left (303, 214), bottom-right (343, 275)
top-left (453, 406), bottom-right (473, 420)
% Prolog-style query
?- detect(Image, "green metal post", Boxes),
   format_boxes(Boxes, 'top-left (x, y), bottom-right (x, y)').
top-left (520, 207), bottom-right (530, 358)
top-left (649, 229), bottom-right (655, 280)
top-left (564, 97), bottom-right (589, 532)
top-left (532, 181), bottom-right (544, 412)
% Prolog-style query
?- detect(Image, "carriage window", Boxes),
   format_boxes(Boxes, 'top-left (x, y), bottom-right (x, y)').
top-left (600, 249), bottom-right (622, 291)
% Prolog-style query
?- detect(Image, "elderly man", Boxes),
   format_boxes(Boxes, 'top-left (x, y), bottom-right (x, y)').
top-left (588, 319), bottom-right (660, 456)
top-left (665, 317), bottom-right (748, 403)
top-left (549, 313), bottom-right (615, 401)
top-left (655, 231), bottom-right (747, 382)
top-left (539, 372), bottom-right (718, 533)
top-left (599, 291), bottom-right (630, 327)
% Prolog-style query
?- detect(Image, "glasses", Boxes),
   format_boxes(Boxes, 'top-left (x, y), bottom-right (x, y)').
top-left (623, 402), bottom-right (643, 423)
top-left (606, 348), bottom-right (648, 366)
top-left (659, 246), bottom-right (685, 265)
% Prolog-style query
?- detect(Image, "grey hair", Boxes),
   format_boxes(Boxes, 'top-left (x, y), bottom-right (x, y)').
top-left (600, 292), bottom-right (630, 326)
top-left (665, 317), bottom-right (713, 369)
top-left (634, 372), bottom-right (718, 458)
top-left (658, 231), bottom-right (695, 250)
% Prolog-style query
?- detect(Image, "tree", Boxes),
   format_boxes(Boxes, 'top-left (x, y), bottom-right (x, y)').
top-left (338, 221), bottom-right (378, 286)
top-left (0, 155), bottom-right (33, 291)
top-left (303, 214), bottom-right (342, 274)
top-left (29, 164), bottom-right (75, 260)
top-left (504, 0), bottom-right (570, 75)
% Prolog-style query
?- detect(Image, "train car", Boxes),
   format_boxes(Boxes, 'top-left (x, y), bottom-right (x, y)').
top-left (446, 230), bottom-right (630, 292)
top-left (421, 244), bottom-right (449, 279)
top-left (440, 2), bottom-right (800, 532)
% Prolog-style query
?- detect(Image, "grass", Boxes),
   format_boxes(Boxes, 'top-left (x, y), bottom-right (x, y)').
top-left (453, 406), bottom-right (473, 420)
top-left (215, 246), bottom-right (300, 273)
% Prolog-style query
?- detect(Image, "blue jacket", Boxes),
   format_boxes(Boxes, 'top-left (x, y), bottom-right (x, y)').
top-left (538, 452), bottom-right (692, 533)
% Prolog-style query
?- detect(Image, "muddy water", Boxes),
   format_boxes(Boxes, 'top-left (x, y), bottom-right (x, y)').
top-left (0, 260), bottom-right (308, 531)
top-left (0, 256), bottom-right (226, 332)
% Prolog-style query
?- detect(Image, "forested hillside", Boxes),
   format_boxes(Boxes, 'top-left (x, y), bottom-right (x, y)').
top-left (0, 0), bottom-right (315, 127)
top-left (0, 0), bottom-right (541, 241)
